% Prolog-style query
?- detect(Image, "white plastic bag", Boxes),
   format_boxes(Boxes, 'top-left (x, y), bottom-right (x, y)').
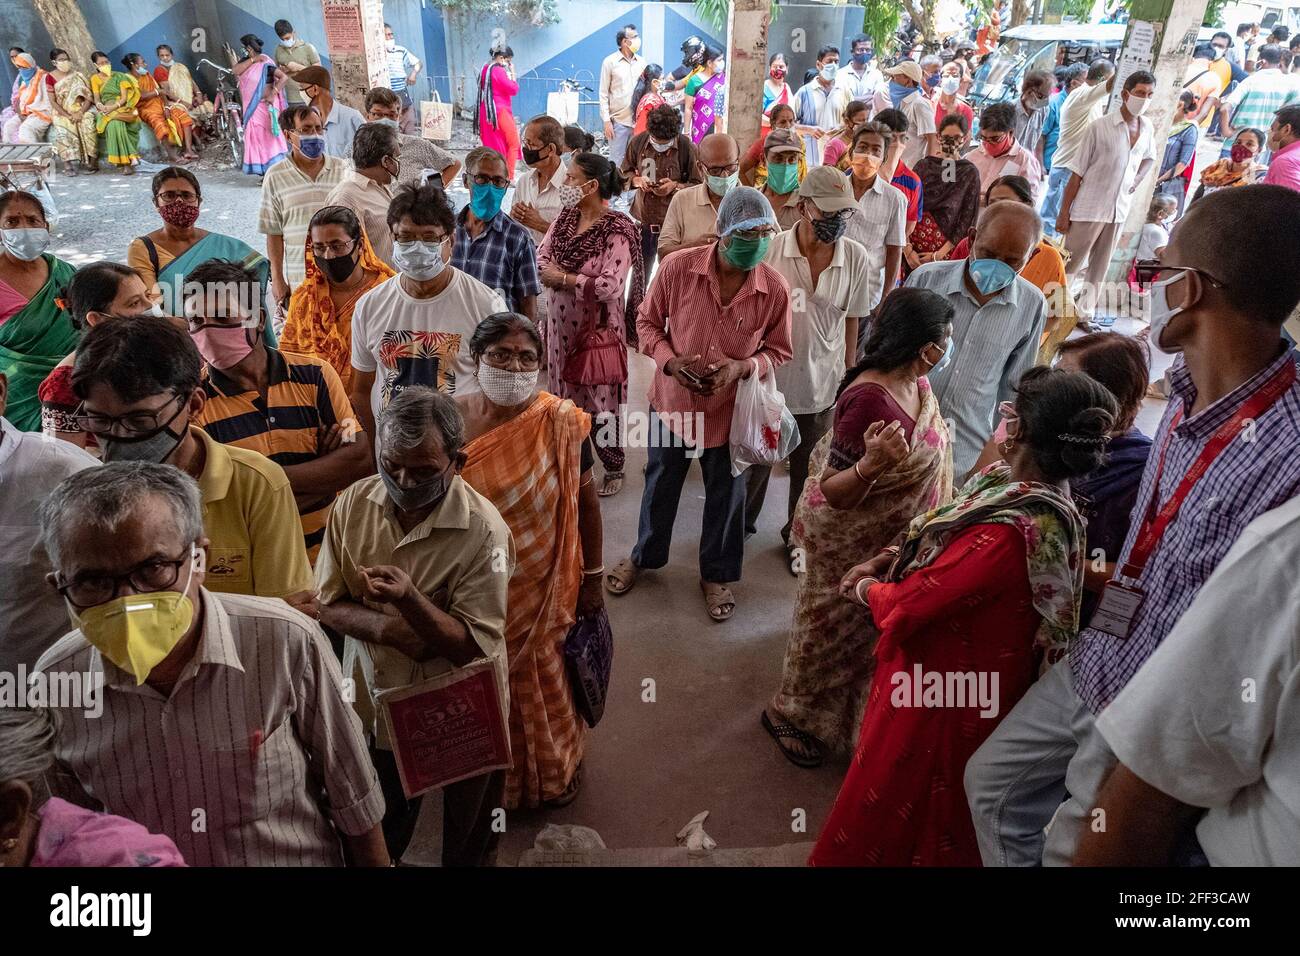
top-left (728, 359), bottom-right (800, 477)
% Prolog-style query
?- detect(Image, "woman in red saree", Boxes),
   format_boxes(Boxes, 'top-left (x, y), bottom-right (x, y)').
top-left (124, 53), bottom-right (195, 162)
top-left (456, 313), bottom-right (605, 808)
top-left (810, 367), bottom-right (1116, 866)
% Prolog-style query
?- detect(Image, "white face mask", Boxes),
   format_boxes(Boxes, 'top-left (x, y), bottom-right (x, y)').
top-left (1126, 93), bottom-right (1151, 116)
top-left (477, 361), bottom-right (538, 406)
top-left (1, 227), bottom-right (51, 261)
top-left (392, 239), bottom-right (447, 281)
top-left (1148, 273), bottom-right (1188, 354)
top-left (940, 76), bottom-right (960, 95)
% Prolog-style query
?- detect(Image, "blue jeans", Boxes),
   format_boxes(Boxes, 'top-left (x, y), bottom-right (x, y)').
top-left (1039, 166), bottom-right (1072, 238)
top-left (632, 410), bottom-right (747, 583)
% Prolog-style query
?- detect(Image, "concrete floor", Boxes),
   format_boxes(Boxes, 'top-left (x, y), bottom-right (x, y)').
top-left (42, 137), bottom-right (1179, 866)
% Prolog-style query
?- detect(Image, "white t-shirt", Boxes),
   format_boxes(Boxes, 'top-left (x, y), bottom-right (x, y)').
top-left (350, 269), bottom-right (504, 415)
top-left (1096, 496), bottom-right (1300, 866)
top-left (1135, 222), bottom-right (1168, 260)
top-left (763, 229), bottom-right (874, 413)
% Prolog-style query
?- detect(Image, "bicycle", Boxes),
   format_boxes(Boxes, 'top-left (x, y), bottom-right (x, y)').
top-left (196, 58), bottom-right (244, 166)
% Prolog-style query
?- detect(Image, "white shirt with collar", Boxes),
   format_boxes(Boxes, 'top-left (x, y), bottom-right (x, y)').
top-left (1064, 109), bottom-right (1156, 224)
top-left (835, 61), bottom-right (883, 101)
top-left (0, 417), bottom-right (98, 671)
top-left (763, 227), bottom-right (874, 414)
top-left (842, 172), bottom-right (908, 309)
top-left (599, 50), bottom-right (646, 126)
top-left (512, 160), bottom-right (569, 244)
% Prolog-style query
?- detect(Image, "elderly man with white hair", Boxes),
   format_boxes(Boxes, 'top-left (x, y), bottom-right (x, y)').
top-left (33, 461), bottom-right (388, 867)
top-left (605, 186), bottom-right (792, 622)
top-left (316, 385), bottom-right (513, 867)
top-left (903, 199), bottom-right (1047, 477)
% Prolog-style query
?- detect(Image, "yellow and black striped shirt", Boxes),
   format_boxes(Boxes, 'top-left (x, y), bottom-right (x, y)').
top-left (196, 349), bottom-right (358, 561)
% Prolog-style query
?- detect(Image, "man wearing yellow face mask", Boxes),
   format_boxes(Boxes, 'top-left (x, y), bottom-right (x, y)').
top-left (33, 461), bottom-right (390, 866)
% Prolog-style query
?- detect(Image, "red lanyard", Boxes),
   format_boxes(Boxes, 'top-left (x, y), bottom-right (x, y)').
top-left (1120, 360), bottom-right (1295, 581)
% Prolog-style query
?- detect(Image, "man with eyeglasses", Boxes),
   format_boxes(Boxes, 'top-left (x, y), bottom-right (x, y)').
top-left (744, 167), bottom-right (872, 562)
top-left (451, 147), bottom-right (540, 321)
top-left (658, 132), bottom-right (740, 258)
top-left (610, 187), bottom-right (792, 623)
top-left (364, 86), bottom-right (460, 188)
top-left (1056, 71), bottom-right (1157, 321)
top-left (325, 122), bottom-right (402, 269)
top-left (33, 461), bottom-right (389, 867)
top-left (0, 370), bottom-right (98, 672)
top-left (350, 182), bottom-right (504, 442)
top-left (186, 259), bottom-right (372, 564)
top-left (968, 185), bottom-right (1300, 867)
top-left (967, 102), bottom-right (1043, 201)
top-left (68, 314), bottom-right (314, 607)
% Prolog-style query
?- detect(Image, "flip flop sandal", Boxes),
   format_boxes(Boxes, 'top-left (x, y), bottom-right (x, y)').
top-left (544, 763), bottom-right (583, 808)
top-left (598, 471), bottom-right (624, 497)
top-left (604, 557), bottom-right (639, 595)
top-left (700, 581), bottom-right (735, 622)
top-left (760, 710), bottom-right (825, 768)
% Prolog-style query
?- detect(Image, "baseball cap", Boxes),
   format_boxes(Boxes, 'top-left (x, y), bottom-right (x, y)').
top-left (763, 127), bottom-right (802, 156)
top-left (786, 165), bottom-right (858, 212)
top-left (885, 61), bottom-right (924, 85)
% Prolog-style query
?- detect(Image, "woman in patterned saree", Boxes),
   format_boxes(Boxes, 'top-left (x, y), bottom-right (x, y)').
top-left (683, 45), bottom-right (726, 145)
top-left (90, 51), bottom-right (141, 174)
top-left (457, 313), bottom-right (604, 808)
top-left (762, 288), bottom-right (954, 767)
top-left (809, 367), bottom-right (1115, 867)
top-left (48, 50), bottom-right (98, 175)
top-left (0, 191), bottom-right (78, 432)
top-left (124, 52), bottom-right (196, 164)
top-left (281, 204), bottom-right (394, 394)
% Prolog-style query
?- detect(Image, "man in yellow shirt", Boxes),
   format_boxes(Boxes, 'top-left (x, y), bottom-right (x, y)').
top-left (68, 314), bottom-right (314, 606)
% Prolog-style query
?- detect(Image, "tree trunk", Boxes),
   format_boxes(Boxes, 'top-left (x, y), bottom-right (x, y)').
top-left (903, 1), bottom-right (939, 45)
top-left (724, 0), bottom-right (770, 156)
top-left (33, 0), bottom-right (95, 70)
top-left (1011, 0), bottom-right (1033, 26)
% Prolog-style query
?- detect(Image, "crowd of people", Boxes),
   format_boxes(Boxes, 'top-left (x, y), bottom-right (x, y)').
top-left (2, 14), bottom-right (1300, 870)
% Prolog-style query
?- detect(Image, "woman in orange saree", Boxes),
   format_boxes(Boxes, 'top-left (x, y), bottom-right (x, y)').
top-left (456, 313), bottom-right (605, 809)
top-left (280, 205), bottom-right (394, 395)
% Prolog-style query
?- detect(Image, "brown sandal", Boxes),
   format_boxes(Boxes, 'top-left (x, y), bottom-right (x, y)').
top-left (700, 580), bottom-right (735, 622)
top-left (598, 471), bottom-right (624, 497)
top-left (604, 557), bottom-right (639, 595)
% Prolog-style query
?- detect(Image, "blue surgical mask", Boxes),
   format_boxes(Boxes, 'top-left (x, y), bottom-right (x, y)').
top-left (469, 182), bottom-right (507, 220)
top-left (375, 117), bottom-right (399, 130)
top-left (968, 257), bottom-right (1017, 296)
top-left (297, 134), bottom-right (326, 159)
top-left (820, 63), bottom-right (838, 82)
top-left (650, 138), bottom-right (674, 153)
top-left (923, 339), bottom-right (953, 375)
top-left (1, 227), bottom-right (50, 261)
top-left (852, 51), bottom-right (872, 66)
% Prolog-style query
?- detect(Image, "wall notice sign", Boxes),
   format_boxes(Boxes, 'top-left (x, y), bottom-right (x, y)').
top-left (1127, 19), bottom-right (1156, 57)
top-left (323, 0), bottom-right (365, 55)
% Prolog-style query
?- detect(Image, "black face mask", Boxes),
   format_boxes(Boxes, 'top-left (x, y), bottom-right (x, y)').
top-left (321, 248), bottom-right (360, 283)
top-left (522, 144), bottom-right (549, 166)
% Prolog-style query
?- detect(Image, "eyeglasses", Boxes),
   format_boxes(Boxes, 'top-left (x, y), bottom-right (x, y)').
top-left (731, 227), bottom-right (776, 241)
top-left (157, 191), bottom-right (199, 204)
top-left (1133, 263), bottom-right (1230, 290)
top-left (470, 173), bottom-right (510, 189)
top-left (311, 240), bottom-right (357, 258)
top-left (56, 550), bottom-right (193, 609)
top-left (72, 393), bottom-right (185, 437)
top-left (703, 162), bottom-right (740, 177)
top-left (483, 346), bottom-right (540, 370)
top-left (979, 132), bottom-right (1008, 143)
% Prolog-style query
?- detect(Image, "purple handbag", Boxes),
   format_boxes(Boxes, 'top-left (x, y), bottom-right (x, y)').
top-left (563, 607), bottom-right (613, 728)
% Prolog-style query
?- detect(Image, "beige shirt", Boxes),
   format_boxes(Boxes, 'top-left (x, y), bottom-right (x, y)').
top-left (657, 182), bottom-right (721, 256)
top-left (599, 50), bottom-right (646, 126)
top-left (315, 474), bottom-right (514, 749)
top-left (764, 228), bottom-right (874, 414)
top-left (36, 590), bottom-right (384, 866)
top-left (512, 160), bottom-right (568, 244)
top-left (258, 154), bottom-right (349, 289)
top-left (326, 170), bottom-right (396, 268)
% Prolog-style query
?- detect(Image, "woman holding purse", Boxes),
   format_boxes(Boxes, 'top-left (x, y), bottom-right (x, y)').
top-left (537, 152), bottom-right (644, 497)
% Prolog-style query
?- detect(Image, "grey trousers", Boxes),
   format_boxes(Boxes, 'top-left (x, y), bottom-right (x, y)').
top-left (1062, 219), bottom-right (1121, 317)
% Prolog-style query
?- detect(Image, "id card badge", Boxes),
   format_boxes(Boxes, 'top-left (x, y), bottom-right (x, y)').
top-left (1091, 581), bottom-right (1146, 640)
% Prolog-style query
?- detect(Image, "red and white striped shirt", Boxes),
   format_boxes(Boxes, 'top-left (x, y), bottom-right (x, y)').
top-left (637, 243), bottom-right (793, 448)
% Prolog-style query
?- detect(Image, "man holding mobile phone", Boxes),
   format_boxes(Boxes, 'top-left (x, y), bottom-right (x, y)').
top-left (604, 187), bottom-right (792, 624)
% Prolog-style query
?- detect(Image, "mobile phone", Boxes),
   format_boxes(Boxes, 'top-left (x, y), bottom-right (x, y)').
top-left (679, 366), bottom-right (704, 387)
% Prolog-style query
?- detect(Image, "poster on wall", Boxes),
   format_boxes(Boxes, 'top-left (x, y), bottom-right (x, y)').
top-left (323, 0), bottom-right (366, 55)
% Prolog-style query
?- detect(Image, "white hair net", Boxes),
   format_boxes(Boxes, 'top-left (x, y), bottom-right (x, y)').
top-left (716, 186), bottom-right (776, 237)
